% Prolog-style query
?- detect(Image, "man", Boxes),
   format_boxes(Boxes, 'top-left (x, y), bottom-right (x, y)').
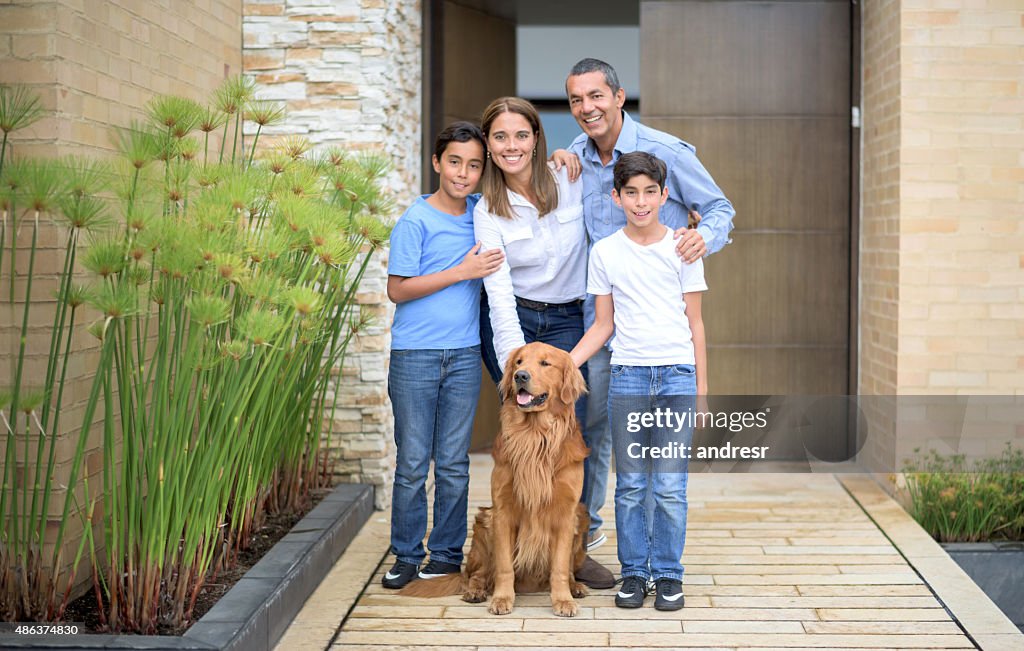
top-left (562, 57), bottom-right (735, 588)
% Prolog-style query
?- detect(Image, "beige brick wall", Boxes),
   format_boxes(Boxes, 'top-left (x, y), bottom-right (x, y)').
top-left (1, 0), bottom-right (242, 594)
top-left (897, 0), bottom-right (1024, 396)
top-left (858, 0), bottom-right (902, 473)
top-left (859, 0), bottom-right (1024, 474)
top-left (3, 0), bottom-right (241, 158)
top-left (893, 0), bottom-right (1024, 464)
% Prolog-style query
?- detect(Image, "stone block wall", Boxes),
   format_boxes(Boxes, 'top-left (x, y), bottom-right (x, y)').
top-left (242, 0), bottom-right (423, 509)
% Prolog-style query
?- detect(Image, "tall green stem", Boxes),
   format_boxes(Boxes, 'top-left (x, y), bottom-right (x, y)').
top-left (246, 125), bottom-right (263, 169)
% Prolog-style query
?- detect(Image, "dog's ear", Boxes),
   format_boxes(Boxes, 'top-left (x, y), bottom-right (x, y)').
top-left (499, 344), bottom-right (525, 402)
top-left (559, 356), bottom-right (588, 405)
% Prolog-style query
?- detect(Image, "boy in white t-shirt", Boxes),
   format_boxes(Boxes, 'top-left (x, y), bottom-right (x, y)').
top-left (570, 151), bottom-right (707, 611)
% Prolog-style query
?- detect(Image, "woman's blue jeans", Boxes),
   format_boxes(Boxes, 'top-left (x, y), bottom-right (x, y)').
top-left (388, 346), bottom-right (481, 566)
top-left (609, 363), bottom-right (696, 581)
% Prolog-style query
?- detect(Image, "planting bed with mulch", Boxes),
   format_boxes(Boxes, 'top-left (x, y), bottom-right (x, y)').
top-left (63, 488), bottom-right (328, 636)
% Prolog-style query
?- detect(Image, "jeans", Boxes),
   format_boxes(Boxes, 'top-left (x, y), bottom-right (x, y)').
top-left (609, 363), bottom-right (697, 581)
top-left (582, 346), bottom-right (612, 536)
top-left (388, 346), bottom-right (481, 566)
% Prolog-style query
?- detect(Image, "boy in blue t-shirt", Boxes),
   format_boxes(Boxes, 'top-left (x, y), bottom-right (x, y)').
top-left (382, 122), bottom-right (504, 589)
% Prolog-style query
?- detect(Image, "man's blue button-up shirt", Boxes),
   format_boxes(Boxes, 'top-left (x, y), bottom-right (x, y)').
top-left (568, 111), bottom-right (735, 330)
top-left (568, 111), bottom-right (735, 254)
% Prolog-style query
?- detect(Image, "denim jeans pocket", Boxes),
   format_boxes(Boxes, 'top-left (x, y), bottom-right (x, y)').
top-left (610, 364), bottom-right (626, 377)
top-left (671, 364), bottom-right (696, 375)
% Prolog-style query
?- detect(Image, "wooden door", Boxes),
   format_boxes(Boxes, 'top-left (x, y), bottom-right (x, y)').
top-left (427, 1), bottom-right (517, 450)
top-left (640, 0), bottom-right (852, 395)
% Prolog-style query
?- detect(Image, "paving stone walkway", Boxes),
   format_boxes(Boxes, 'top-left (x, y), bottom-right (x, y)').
top-left (276, 455), bottom-right (1022, 650)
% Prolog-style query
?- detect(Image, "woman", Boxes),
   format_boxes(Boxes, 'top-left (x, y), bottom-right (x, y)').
top-left (474, 96), bottom-right (613, 590)
top-left (475, 97), bottom-right (588, 386)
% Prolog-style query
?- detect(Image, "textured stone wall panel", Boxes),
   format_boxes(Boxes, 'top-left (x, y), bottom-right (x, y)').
top-left (244, 1), bottom-right (420, 509)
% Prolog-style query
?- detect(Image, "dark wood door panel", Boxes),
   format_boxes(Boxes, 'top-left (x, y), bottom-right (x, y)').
top-left (645, 117), bottom-right (850, 232)
top-left (710, 347), bottom-right (848, 395)
top-left (640, 0), bottom-right (850, 117)
top-left (641, 0), bottom-right (852, 399)
top-left (702, 232), bottom-right (849, 346)
top-left (444, 1), bottom-right (516, 125)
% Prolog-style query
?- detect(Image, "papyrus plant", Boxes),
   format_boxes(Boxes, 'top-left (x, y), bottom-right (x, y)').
top-left (1, 78), bottom-right (393, 632)
top-left (1, 85), bottom-right (107, 622)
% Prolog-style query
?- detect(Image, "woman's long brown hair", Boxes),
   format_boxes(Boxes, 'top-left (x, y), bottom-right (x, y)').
top-left (480, 97), bottom-right (559, 219)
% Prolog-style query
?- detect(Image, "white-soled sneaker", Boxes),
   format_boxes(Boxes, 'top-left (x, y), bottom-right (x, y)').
top-left (653, 577), bottom-right (685, 611)
top-left (586, 528), bottom-right (607, 552)
top-left (614, 575), bottom-right (648, 608)
top-left (381, 560), bottom-right (418, 589)
top-left (417, 559), bottom-right (460, 579)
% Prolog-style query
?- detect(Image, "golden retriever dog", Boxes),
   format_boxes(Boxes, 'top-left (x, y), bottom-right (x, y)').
top-left (400, 341), bottom-right (590, 617)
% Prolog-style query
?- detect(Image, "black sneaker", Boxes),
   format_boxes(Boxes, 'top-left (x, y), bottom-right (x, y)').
top-left (381, 560), bottom-right (418, 589)
top-left (614, 575), bottom-right (648, 609)
top-left (417, 559), bottom-right (460, 580)
top-left (653, 577), bottom-right (685, 611)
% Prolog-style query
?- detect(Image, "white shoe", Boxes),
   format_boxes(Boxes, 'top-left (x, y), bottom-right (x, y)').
top-left (586, 529), bottom-right (607, 552)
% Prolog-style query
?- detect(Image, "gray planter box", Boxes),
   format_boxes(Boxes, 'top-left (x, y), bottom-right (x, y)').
top-left (942, 541), bottom-right (1024, 632)
top-left (0, 483), bottom-right (374, 651)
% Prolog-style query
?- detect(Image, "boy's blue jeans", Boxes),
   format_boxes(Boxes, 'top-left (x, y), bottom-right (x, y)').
top-left (388, 346), bottom-right (481, 566)
top-left (609, 363), bottom-right (696, 582)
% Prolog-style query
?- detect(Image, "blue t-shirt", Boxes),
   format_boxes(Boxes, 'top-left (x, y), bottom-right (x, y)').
top-left (388, 195), bottom-right (481, 350)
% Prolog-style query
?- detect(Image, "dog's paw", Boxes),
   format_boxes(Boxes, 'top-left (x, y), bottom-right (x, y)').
top-left (552, 598), bottom-right (578, 618)
top-left (570, 582), bottom-right (588, 599)
top-left (462, 588), bottom-right (487, 603)
top-left (488, 595), bottom-right (514, 615)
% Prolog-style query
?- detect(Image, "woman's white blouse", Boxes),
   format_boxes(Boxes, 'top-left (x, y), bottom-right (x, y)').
top-left (474, 164), bottom-right (587, 371)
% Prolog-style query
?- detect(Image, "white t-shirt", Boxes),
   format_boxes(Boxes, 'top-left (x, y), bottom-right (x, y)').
top-left (587, 226), bottom-right (708, 366)
top-left (474, 164), bottom-right (587, 369)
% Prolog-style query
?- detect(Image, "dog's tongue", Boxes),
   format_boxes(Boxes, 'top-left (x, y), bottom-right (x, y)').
top-left (516, 390), bottom-right (533, 406)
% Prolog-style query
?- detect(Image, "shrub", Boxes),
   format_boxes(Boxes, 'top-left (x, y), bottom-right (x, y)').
top-left (903, 444), bottom-right (1024, 543)
top-left (0, 78), bottom-right (393, 632)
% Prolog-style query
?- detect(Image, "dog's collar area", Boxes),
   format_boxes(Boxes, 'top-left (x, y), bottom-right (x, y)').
top-left (515, 389), bottom-right (548, 408)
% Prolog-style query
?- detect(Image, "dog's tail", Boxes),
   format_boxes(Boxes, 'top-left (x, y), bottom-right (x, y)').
top-left (398, 572), bottom-right (464, 598)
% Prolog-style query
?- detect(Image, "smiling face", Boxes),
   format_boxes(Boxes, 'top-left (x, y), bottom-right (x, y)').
top-left (613, 173), bottom-right (669, 231)
top-left (566, 71), bottom-right (625, 148)
top-left (432, 138), bottom-right (485, 203)
top-left (500, 342), bottom-right (587, 414)
top-left (486, 111), bottom-right (536, 182)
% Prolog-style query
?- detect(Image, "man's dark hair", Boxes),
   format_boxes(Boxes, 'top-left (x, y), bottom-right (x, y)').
top-left (613, 151), bottom-right (668, 192)
top-left (433, 121), bottom-right (485, 160)
top-left (567, 58), bottom-right (622, 95)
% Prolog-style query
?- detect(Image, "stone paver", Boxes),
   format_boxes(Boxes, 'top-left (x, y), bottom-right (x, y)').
top-left (273, 456), bottom-right (1024, 650)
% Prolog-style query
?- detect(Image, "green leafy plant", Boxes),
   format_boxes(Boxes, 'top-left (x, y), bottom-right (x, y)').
top-left (0, 85), bottom-right (44, 174)
top-left (903, 444), bottom-right (1024, 543)
top-left (0, 78), bottom-right (393, 632)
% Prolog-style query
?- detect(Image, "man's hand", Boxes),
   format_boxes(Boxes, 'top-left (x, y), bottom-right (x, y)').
top-left (549, 149), bottom-right (581, 182)
top-left (457, 242), bottom-right (504, 279)
top-left (673, 209), bottom-right (706, 263)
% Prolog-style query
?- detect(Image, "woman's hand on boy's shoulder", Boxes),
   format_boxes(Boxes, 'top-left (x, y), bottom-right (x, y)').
top-left (457, 242), bottom-right (504, 280)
